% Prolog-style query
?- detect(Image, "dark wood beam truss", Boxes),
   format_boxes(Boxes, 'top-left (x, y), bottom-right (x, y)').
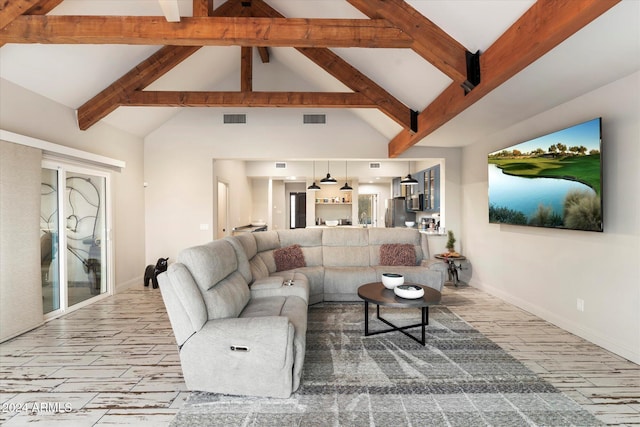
top-left (124, 91), bottom-right (378, 108)
top-left (251, 0), bottom-right (413, 130)
top-left (2, 0), bottom-right (621, 158)
top-left (0, 15), bottom-right (413, 48)
top-left (0, 0), bottom-right (61, 47)
top-left (77, 0), bottom-right (245, 130)
top-left (387, 0), bottom-right (621, 157)
top-left (347, 0), bottom-right (469, 85)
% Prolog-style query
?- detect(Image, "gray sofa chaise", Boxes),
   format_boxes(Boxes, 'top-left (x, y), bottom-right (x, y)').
top-left (158, 227), bottom-right (445, 398)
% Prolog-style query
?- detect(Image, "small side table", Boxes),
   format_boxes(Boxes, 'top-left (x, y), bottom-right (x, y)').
top-left (435, 254), bottom-right (466, 286)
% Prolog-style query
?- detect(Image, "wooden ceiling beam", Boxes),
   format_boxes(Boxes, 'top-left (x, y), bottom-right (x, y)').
top-left (24, 0), bottom-right (63, 15)
top-left (250, 0), bottom-right (413, 130)
top-left (192, 0), bottom-right (213, 17)
top-left (0, 0), bottom-right (41, 30)
top-left (388, 0), bottom-right (621, 157)
top-left (76, 0), bottom-right (246, 130)
top-left (257, 47), bottom-right (270, 63)
top-left (0, 15), bottom-right (413, 48)
top-left (347, 0), bottom-right (468, 84)
top-left (297, 48), bottom-right (414, 130)
top-left (77, 46), bottom-right (202, 130)
top-left (124, 91), bottom-right (378, 108)
top-left (0, 0), bottom-right (61, 48)
top-left (241, 47), bottom-right (253, 92)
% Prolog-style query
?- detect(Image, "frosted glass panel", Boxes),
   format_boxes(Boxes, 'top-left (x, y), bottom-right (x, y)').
top-left (65, 173), bottom-right (106, 306)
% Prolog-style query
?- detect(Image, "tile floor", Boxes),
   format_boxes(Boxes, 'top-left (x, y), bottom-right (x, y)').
top-left (0, 283), bottom-right (638, 426)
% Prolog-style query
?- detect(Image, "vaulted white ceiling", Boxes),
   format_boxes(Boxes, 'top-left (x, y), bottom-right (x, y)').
top-left (1, 0), bottom-right (638, 150)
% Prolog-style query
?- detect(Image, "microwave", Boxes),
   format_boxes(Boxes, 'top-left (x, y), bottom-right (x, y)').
top-left (408, 194), bottom-right (423, 211)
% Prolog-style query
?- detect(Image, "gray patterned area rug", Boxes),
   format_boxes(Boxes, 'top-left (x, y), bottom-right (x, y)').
top-left (171, 303), bottom-right (603, 426)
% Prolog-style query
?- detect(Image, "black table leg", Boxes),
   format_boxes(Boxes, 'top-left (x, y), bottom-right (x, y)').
top-left (365, 304), bottom-right (429, 346)
top-left (364, 301), bottom-right (369, 336)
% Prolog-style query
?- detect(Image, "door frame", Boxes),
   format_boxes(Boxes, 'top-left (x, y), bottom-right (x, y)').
top-left (216, 179), bottom-right (230, 238)
top-left (42, 159), bottom-right (114, 320)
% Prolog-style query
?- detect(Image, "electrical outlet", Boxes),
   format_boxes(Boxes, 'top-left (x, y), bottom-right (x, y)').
top-left (576, 298), bottom-right (585, 312)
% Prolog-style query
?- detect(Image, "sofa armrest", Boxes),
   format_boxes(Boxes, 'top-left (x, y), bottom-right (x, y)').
top-left (421, 258), bottom-right (448, 283)
top-left (251, 277), bottom-right (309, 304)
top-left (421, 258), bottom-right (446, 270)
top-left (183, 316), bottom-right (294, 370)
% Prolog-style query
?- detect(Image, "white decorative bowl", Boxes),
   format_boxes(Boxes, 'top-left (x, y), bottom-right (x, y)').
top-left (325, 220), bottom-right (339, 227)
top-left (405, 221), bottom-right (415, 227)
top-left (381, 273), bottom-right (404, 289)
top-left (394, 284), bottom-right (425, 299)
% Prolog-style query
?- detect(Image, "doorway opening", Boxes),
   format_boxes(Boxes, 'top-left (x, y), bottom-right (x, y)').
top-left (289, 192), bottom-right (307, 229)
top-left (217, 180), bottom-right (230, 238)
top-left (358, 193), bottom-right (378, 227)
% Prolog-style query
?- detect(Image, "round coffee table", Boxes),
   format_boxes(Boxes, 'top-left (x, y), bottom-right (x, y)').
top-left (357, 282), bottom-right (441, 346)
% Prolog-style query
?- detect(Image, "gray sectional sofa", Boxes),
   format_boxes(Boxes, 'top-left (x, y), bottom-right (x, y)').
top-left (158, 227), bottom-right (445, 398)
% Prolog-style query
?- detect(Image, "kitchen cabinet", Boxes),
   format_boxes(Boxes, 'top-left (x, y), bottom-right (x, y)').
top-left (423, 165), bottom-right (440, 212)
top-left (392, 177), bottom-right (401, 198)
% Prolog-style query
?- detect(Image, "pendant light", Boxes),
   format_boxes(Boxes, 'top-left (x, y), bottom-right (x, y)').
top-left (307, 161), bottom-right (320, 191)
top-left (340, 161), bottom-right (353, 191)
top-left (320, 161), bottom-right (337, 184)
top-left (400, 161), bottom-right (418, 186)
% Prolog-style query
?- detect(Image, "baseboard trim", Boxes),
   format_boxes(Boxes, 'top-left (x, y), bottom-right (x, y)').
top-left (469, 278), bottom-right (640, 365)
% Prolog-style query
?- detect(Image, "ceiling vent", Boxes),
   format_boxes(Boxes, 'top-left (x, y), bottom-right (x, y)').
top-left (223, 114), bottom-right (247, 124)
top-left (369, 162), bottom-right (381, 169)
top-left (275, 162), bottom-right (287, 169)
top-left (303, 114), bottom-right (326, 124)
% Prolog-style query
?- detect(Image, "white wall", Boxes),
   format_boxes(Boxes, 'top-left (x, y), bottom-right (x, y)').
top-left (0, 79), bottom-right (146, 291)
top-left (461, 71), bottom-right (640, 363)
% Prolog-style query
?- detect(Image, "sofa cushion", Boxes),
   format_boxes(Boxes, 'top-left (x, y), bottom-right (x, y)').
top-left (201, 271), bottom-right (251, 320)
top-left (178, 240), bottom-right (250, 320)
top-left (274, 244), bottom-right (306, 272)
top-left (379, 243), bottom-right (417, 266)
top-left (253, 231), bottom-right (280, 252)
top-left (322, 228), bottom-right (369, 267)
top-left (323, 266), bottom-right (377, 301)
top-left (158, 263), bottom-right (207, 347)
top-left (224, 236), bottom-right (253, 284)
top-left (278, 229), bottom-right (323, 267)
top-left (249, 255), bottom-right (270, 281)
top-left (178, 240), bottom-right (238, 291)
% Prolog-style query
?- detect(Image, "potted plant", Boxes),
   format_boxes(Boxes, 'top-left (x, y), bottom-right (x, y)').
top-left (446, 230), bottom-right (456, 253)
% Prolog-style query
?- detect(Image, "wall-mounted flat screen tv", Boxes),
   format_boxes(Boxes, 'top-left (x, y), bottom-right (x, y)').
top-left (488, 117), bottom-right (602, 232)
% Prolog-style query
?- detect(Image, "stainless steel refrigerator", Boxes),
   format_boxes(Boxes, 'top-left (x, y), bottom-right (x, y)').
top-left (385, 198), bottom-right (416, 227)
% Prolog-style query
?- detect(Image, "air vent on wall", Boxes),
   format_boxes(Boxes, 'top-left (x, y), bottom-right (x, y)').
top-left (303, 114), bottom-right (326, 124)
top-left (275, 162), bottom-right (287, 169)
top-left (223, 114), bottom-right (247, 124)
top-left (369, 162), bottom-right (381, 169)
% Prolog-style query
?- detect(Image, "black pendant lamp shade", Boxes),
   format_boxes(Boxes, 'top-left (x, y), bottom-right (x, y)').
top-left (400, 174), bottom-right (418, 185)
top-left (320, 161), bottom-right (337, 184)
top-left (401, 161), bottom-right (418, 185)
top-left (307, 161), bottom-right (321, 191)
top-left (340, 161), bottom-right (352, 191)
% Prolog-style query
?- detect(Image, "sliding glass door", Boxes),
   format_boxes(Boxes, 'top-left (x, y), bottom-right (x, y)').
top-left (41, 168), bottom-right (60, 314)
top-left (41, 162), bottom-right (110, 316)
